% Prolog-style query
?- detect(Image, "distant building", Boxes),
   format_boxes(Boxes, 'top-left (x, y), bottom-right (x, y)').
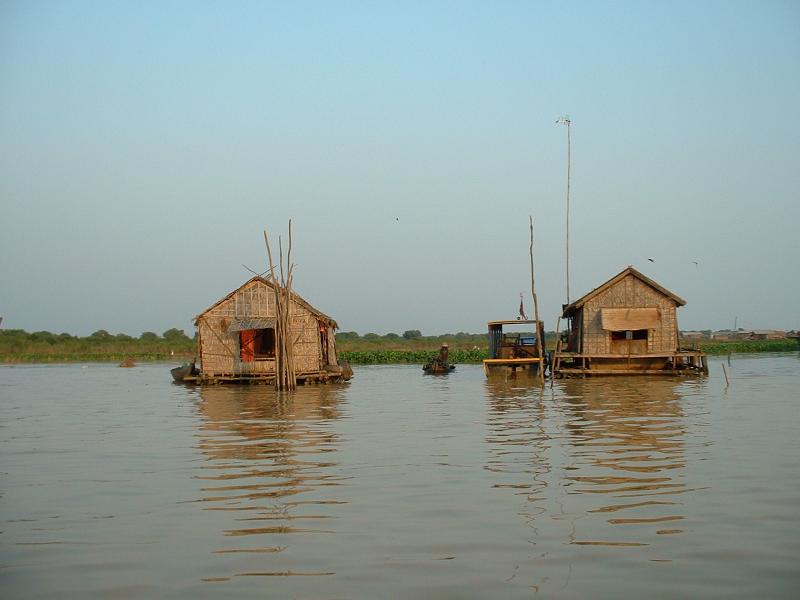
top-left (712, 330), bottom-right (737, 340)
top-left (741, 330), bottom-right (787, 340)
top-left (681, 331), bottom-right (709, 340)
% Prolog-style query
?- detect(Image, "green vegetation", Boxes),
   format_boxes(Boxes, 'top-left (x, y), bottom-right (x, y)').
top-left (0, 328), bottom-right (796, 364)
top-left (335, 331), bottom-right (490, 353)
top-left (340, 348), bottom-right (487, 365)
top-left (692, 339), bottom-right (800, 355)
top-left (334, 331), bottom-right (491, 365)
top-left (0, 329), bottom-right (196, 363)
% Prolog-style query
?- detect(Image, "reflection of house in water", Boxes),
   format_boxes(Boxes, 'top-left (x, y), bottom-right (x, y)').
top-left (479, 376), bottom-right (708, 589)
top-left (193, 385), bottom-right (346, 578)
top-left (558, 377), bottom-right (698, 547)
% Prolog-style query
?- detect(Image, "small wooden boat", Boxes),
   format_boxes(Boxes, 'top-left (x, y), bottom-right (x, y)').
top-left (170, 360), bottom-right (197, 383)
top-left (482, 320), bottom-right (547, 378)
top-left (423, 363), bottom-right (456, 374)
top-left (423, 344), bottom-right (455, 374)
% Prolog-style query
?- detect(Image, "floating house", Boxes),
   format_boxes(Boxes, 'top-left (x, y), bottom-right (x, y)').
top-left (553, 266), bottom-right (707, 376)
top-left (190, 277), bottom-right (351, 384)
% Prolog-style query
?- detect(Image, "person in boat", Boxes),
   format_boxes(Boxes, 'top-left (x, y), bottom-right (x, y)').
top-left (424, 344), bottom-right (453, 373)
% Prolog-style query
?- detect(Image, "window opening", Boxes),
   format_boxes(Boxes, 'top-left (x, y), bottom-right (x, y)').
top-left (611, 329), bottom-right (648, 341)
top-left (240, 328), bottom-right (276, 361)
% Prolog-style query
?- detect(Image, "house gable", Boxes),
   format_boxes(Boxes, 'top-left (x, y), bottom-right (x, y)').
top-left (563, 266), bottom-right (685, 317)
top-left (566, 268), bottom-right (682, 355)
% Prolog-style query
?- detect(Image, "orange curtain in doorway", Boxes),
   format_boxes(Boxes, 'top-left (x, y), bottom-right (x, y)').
top-left (240, 330), bottom-right (256, 362)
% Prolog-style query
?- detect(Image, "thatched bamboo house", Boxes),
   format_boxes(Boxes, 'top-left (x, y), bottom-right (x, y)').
top-left (552, 266), bottom-right (707, 376)
top-left (191, 277), bottom-right (352, 384)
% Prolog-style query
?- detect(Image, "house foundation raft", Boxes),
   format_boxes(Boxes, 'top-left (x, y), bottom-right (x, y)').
top-left (181, 276), bottom-right (353, 385)
top-left (552, 266), bottom-right (708, 377)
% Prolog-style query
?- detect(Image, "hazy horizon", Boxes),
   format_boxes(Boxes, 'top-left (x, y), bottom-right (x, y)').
top-left (2, 1), bottom-right (799, 337)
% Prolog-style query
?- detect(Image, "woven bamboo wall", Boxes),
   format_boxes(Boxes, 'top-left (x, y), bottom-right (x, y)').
top-left (326, 327), bottom-right (338, 367)
top-left (197, 297), bottom-right (238, 375)
top-left (580, 274), bottom-right (678, 354)
top-left (197, 279), bottom-right (324, 376)
top-left (291, 311), bottom-right (323, 373)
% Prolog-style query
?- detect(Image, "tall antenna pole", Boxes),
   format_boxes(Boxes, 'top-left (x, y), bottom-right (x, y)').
top-left (557, 115), bottom-right (572, 303)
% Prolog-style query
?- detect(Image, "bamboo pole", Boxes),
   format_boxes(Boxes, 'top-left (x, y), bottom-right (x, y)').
top-left (284, 221), bottom-right (296, 388)
top-left (264, 230), bottom-right (282, 387)
top-left (529, 216), bottom-right (544, 385)
top-left (264, 223), bottom-right (297, 391)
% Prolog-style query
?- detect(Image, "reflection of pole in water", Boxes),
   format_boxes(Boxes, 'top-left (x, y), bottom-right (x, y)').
top-left (483, 381), bottom-right (551, 525)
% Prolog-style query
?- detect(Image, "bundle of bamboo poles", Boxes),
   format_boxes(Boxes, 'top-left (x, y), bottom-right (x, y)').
top-left (264, 221), bottom-right (296, 391)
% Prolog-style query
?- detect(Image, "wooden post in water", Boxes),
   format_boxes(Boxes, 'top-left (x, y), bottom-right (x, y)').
top-left (551, 316), bottom-right (561, 389)
top-left (529, 216), bottom-right (544, 385)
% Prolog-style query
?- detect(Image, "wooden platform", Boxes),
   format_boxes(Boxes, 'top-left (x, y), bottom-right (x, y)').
top-left (552, 350), bottom-right (708, 377)
top-left (555, 368), bottom-right (704, 376)
top-left (178, 370), bottom-right (349, 385)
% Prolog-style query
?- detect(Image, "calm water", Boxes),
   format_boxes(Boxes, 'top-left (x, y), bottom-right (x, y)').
top-left (1, 354), bottom-right (799, 599)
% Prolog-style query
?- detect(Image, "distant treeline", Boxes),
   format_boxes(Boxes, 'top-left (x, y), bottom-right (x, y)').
top-left (0, 327), bottom-right (498, 363)
top-left (334, 329), bottom-right (497, 349)
top-left (340, 348), bottom-right (487, 365)
top-left (0, 328), bottom-right (796, 364)
top-left (0, 328), bottom-right (196, 362)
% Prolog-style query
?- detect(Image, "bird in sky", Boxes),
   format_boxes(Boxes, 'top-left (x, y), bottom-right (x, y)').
top-left (647, 258), bottom-right (655, 263)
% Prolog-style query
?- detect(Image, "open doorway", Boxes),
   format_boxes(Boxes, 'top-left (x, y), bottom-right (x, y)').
top-left (239, 328), bottom-right (276, 362)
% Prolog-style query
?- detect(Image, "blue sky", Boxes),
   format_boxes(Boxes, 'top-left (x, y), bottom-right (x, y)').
top-left (1, 1), bottom-right (799, 336)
